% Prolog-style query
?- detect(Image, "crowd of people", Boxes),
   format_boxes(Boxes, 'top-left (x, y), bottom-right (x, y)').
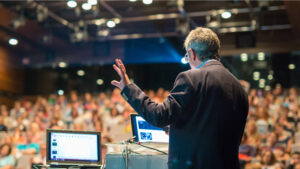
top-left (0, 85), bottom-right (300, 169)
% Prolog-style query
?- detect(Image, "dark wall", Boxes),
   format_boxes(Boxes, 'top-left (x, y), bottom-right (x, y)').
top-left (0, 46), bottom-right (24, 106)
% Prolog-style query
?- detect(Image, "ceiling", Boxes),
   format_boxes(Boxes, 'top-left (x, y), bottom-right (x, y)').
top-left (1, 0), bottom-right (289, 42)
top-left (0, 0), bottom-right (299, 67)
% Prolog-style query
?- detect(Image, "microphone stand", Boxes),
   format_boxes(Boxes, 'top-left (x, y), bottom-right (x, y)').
top-left (121, 136), bottom-right (136, 169)
top-left (121, 136), bottom-right (168, 169)
top-left (129, 141), bottom-right (168, 155)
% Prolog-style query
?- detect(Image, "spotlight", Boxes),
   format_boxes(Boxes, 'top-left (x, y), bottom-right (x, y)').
top-left (67, 0), bottom-right (77, 8)
top-left (58, 62), bottom-right (67, 68)
top-left (58, 89), bottom-right (64, 96)
top-left (258, 52), bottom-right (265, 61)
top-left (181, 57), bottom-right (188, 64)
top-left (288, 64), bottom-right (296, 70)
top-left (106, 20), bottom-right (116, 28)
top-left (96, 79), bottom-right (104, 85)
top-left (268, 74), bottom-right (273, 80)
top-left (77, 70), bottom-right (85, 76)
top-left (8, 38), bottom-right (18, 46)
top-left (259, 79), bottom-right (265, 88)
top-left (259, 79), bottom-right (265, 84)
top-left (143, 0), bottom-right (153, 5)
top-left (88, 0), bottom-right (98, 5)
top-left (82, 3), bottom-right (92, 10)
top-left (253, 71), bottom-right (260, 81)
top-left (240, 53), bottom-right (248, 62)
top-left (221, 11), bottom-right (232, 19)
top-left (129, 0), bottom-right (137, 2)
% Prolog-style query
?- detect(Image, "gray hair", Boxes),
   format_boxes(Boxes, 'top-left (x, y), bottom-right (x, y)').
top-left (184, 27), bottom-right (221, 61)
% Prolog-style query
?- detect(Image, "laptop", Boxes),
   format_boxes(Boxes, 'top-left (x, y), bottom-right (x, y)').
top-left (130, 114), bottom-right (169, 143)
top-left (46, 129), bottom-right (101, 167)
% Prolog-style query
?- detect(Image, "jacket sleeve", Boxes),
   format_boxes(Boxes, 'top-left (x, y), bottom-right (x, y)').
top-left (121, 72), bottom-right (195, 127)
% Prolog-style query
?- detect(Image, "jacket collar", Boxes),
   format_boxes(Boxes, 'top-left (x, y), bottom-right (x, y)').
top-left (201, 59), bottom-right (223, 68)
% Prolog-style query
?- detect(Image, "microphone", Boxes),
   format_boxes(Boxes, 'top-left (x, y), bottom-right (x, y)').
top-left (120, 136), bottom-right (136, 144)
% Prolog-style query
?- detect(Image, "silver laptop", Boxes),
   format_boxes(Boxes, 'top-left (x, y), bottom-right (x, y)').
top-left (46, 129), bottom-right (101, 167)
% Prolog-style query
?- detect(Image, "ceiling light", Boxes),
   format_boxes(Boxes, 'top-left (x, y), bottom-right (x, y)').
top-left (268, 74), bottom-right (273, 80)
top-left (95, 19), bottom-right (105, 26)
top-left (259, 83), bottom-right (265, 88)
top-left (259, 79), bottom-right (265, 84)
top-left (129, 0), bottom-right (137, 2)
top-left (88, 0), bottom-right (98, 5)
top-left (259, 79), bottom-right (265, 88)
top-left (67, 0), bottom-right (77, 8)
top-left (221, 11), bottom-right (232, 19)
top-left (143, 0), bottom-right (153, 5)
top-left (8, 38), bottom-right (18, 46)
top-left (77, 70), bottom-right (85, 76)
top-left (288, 64), bottom-right (296, 70)
top-left (96, 79), bottom-right (104, 85)
top-left (82, 3), bottom-right (92, 10)
top-left (97, 29), bottom-right (109, 36)
top-left (58, 62), bottom-right (67, 68)
top-left (106, 20), bottom-right (116, 28)
top-left (58, 89), bottom-right (64, 96)
top-left (253, 71), bottom-right (260, 81)
top-left (258, 52), bottom-right (265, 61)
top-left (113, 18), bottom-right (121, 24)
top-left (240, 53), bottom-right (248, 62)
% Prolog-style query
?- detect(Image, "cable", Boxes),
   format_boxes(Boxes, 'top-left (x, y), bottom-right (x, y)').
top-left (130, 141), bottom-right (168, 155)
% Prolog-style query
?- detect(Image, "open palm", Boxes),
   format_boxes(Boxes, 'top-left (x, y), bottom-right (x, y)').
top-left (111, 59), bottom-right (131, 90)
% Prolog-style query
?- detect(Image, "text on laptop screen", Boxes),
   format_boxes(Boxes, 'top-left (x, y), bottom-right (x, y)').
top-left (132, 115), bottom-right (169, 143)
top-left (49, 132), bottom-right (99, 162)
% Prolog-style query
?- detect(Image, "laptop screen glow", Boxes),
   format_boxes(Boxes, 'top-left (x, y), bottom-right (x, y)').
top-left (131, 115), bottom-right (169, 143)
top-left (49, 132), bottom-right (99, 162)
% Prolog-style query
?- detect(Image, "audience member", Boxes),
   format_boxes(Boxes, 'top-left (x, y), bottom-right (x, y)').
top-left (0, 143), bottom-right (15, 169)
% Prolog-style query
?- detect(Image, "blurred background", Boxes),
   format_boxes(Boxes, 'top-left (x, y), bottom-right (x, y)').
top-left (0, 0), bottom-right (300, 169)
top-left (0, 0), bottom-right (299, 101)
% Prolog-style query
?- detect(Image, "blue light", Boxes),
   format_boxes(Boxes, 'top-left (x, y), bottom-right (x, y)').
top-left (181, 57), bottom-right (188, 64)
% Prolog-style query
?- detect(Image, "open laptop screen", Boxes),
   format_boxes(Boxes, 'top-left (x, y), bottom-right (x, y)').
top-left (130, 114), bottom-right (169, 143)
top-left (46, 129), bottom-right (101, 165)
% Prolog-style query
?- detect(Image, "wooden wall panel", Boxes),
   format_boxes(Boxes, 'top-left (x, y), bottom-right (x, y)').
top-left (0, 45), bottom-right (24, 107)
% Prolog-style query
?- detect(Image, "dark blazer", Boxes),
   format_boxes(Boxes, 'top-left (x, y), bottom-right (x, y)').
top-left (121, 60), bottom-right (249, 169)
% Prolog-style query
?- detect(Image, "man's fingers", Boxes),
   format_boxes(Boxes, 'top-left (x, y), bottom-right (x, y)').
top-left (113, 64), bottom-right (123, 78)
top-left (111, 80), bottom-right (121, 88)
top-left (116, 59), bottom-right (127, 76)
top-left (119, 60), bottom-right (127, 75)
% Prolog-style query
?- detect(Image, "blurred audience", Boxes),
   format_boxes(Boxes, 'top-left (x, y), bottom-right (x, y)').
top-left (0, 86), bottom-right (300, 169)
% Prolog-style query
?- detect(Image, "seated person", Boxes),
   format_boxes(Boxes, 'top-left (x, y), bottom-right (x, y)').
top-left (0, 143), bottom-right (16, 169)
top-left (287, 152), bottom-right (300, 169)
top-left (16, 131), bottom-right (40, 155)
top-left (31, 143), bottom-right (46, 166)
top-left (0, 117), bottom-right (7, 132)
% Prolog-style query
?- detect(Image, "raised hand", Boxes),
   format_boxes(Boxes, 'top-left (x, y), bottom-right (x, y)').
top-left (111, 59), bottom-right (131, 90)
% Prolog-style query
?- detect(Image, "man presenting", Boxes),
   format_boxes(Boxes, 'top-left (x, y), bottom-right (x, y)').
top-left (111, 27), bottom-right (248, 169)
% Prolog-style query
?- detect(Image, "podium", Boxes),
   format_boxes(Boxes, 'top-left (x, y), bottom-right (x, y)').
top-left (105, 142), bottom-right (168, 169)
top-left (105, 154), bottom-right (168, 169)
